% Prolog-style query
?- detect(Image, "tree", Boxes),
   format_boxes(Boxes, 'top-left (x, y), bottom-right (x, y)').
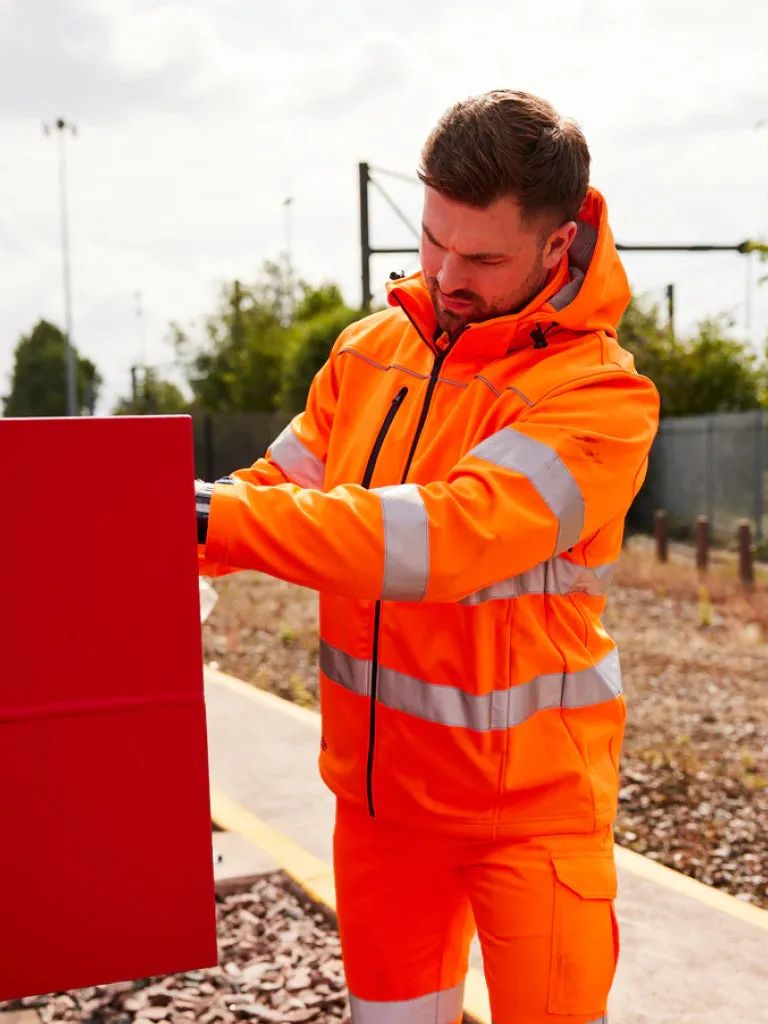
top-left (619, 296), bottom-right (766, 417)
top-left (2, 319), bottom-right (101, 417)
top-left (278, 287), bottom-right (364, 413)
top-left (112, 368), bottom-right (189, 415)
top-left (172, 263), bottom-right (290, 414)
top-left (172, 262), bottom-right (364, 415)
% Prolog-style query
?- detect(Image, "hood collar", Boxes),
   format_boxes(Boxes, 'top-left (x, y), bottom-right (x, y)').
top-left (386, 187), bottom-right (630, 360)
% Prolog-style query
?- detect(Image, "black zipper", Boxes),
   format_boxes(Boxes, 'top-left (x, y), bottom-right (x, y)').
top-left (401, 348), bottom-right (448, 483)
top-left (360, 387), bottom-right (408, 817)
top-left (364, 343), bottom-right (451, 816)
top-left (365, 608), bottom-right (384, 816)
top-left (361, 387), bottom-right (408, 488)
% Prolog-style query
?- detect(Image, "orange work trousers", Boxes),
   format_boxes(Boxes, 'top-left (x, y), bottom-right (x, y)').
top-left (334, 800), bottom-right (619, 1024)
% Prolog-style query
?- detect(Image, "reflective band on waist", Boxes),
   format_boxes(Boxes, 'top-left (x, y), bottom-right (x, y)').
top-left (320, 641), bottom-right (371, 697)
top-left (268, 424), bottom-right (325, 489)
top-left (375, 484), bottom-right (429, 602)
top-left (468, 429), bottom-right (585, 552)
top-left (320, 641), bottom-right (622, 731)
top-left (461, 558), bottom-right (615, 604)
top-left (348, 981), bottom-right (464, 1024)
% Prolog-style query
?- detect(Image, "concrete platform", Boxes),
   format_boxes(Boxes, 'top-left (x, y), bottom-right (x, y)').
top-left (212, 828), bottom-right (279, 883)
top-left (204, 666), bottom-right (768, 1024)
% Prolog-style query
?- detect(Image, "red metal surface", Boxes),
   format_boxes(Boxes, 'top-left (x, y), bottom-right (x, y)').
top-left (0, 415), bottom-right (218, 1001)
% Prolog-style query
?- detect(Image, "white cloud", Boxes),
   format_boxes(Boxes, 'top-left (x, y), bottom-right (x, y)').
top-left (0, 0), bottom-right (767, 413)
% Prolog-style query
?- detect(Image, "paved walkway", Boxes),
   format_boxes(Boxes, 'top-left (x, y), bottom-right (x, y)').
top-left (204, 667), bottom-right (768, 1024)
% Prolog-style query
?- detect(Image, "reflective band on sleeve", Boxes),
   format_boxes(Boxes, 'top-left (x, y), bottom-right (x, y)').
top-left (468, 429), bottom-right (585, 553)
top-left (375, 484), bottom-right (430, 602)
top-left (461, 558), bottom-right (615, 604)
top-left (348, 981), bottom-right (465, 1024)
top-left (320, 641), bottom-right (622, 731)
top-left (268, 424), bottom-right (325, 489)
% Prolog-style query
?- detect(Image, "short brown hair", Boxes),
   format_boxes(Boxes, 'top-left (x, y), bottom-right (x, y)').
top-left (418, 89), bottom-right (590, 225)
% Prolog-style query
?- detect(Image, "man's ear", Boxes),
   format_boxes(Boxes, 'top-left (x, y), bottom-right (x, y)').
top-left (542, 221), bottom-right (578, 270)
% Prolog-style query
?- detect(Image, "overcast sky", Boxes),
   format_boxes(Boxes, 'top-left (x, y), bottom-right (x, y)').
top-left (1, 0), bottom-right (767, 413)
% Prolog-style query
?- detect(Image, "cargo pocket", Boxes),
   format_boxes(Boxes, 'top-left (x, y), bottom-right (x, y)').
top-left (548, 853), bottom-right (619, 1016)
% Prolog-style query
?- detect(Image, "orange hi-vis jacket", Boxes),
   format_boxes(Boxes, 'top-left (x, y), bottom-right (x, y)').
top-left (200, 188), bottom-right (660, 839)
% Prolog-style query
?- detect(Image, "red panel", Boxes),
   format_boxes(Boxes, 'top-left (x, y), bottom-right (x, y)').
top-left (0, 415), bottom-right (218, 1001)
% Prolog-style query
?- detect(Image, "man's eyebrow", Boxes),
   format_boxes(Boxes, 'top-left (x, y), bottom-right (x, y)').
top-left (422, 221), bottom-right (508, 261)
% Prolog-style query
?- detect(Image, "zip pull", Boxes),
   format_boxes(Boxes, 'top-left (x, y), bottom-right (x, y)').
top-left (391, 386), bottom-right (408, 408)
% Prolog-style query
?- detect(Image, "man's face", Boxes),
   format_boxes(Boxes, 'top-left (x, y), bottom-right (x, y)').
top-left (420, 187), bottom-right (576, 339)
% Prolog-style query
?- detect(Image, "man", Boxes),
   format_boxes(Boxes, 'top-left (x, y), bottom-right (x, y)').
top-left (197, 90), bottom-right (660, 1024)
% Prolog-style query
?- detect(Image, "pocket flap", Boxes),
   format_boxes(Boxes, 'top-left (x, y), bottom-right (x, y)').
top-left (552, 854), bottom-right (617, 899)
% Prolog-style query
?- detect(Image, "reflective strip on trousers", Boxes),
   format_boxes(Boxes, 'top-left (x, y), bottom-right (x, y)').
top-left (348, 981), bottom-right (464, 1024)
top-left (461, 558), bottom-right (615, 604)
top-left (320, 641), bottom-right (622, 731)
top-left (468, 428), bottom-right (585, 553)
top-left (374, 484), bottom-right (429, 602)
top-left (268, 424), bottom-right (325, 489)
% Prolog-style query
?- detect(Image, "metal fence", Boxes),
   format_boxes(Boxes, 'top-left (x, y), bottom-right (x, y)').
top-left (632, 409), bottom-right (767, 542)
top-left (192, 411), bottom-right (291, 483)
top-left (192, 408), bottom-right (768, 545)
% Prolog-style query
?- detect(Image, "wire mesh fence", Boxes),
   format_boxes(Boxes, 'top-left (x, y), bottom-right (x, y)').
top-left (192, 411), bottom-right (291, 483)
top-left (630, 409), bottom-right (768, 543)
top-left (192, 408), bottom-right (768, 548)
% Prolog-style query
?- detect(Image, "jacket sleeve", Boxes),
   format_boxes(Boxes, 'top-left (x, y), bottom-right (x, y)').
top-left (198, 329), bottom-right (341, 577)
top-left (202, 370), bottom-right (660, 601)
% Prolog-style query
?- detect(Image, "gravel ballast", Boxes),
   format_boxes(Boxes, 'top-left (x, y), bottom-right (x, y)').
top-left (1, 875), bottom-right (350, 1024)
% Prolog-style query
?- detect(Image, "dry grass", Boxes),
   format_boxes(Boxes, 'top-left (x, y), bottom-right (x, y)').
top-left (616, 535), bottom-right (768, 636)
top-left (202, 571), bottom-right (320, 707)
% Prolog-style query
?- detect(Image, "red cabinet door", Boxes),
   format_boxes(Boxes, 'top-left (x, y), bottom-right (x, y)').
top-left (0, 415), bottom-right (218, 1001)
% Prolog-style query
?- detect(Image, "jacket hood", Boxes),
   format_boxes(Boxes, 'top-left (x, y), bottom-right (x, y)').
top-left (386, 187), bottom-right (630, 354)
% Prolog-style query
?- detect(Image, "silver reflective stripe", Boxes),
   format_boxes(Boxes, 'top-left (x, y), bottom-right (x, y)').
top-left (461, 558), bottom-right (615, 604)
top-left (376, 484), bottom-right (429, 602)
top-left (469, 429), bottom-right (585, 552)
top-left (269, 424), bottom-right (325, 489)
top-left (349, 981), bottom-right (464, 1024)
top-left (319, 641), bottom-right (370, 697)
top-left (320, 641), bottom-right (622, 731)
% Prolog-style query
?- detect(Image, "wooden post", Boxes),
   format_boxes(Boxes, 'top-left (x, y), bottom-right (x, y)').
top-left (696, 515), bottom-right (709, 574)
top-left (654, 509), bottom-right (668, 563)
top-left (738, 519), bottom-right (754, 587)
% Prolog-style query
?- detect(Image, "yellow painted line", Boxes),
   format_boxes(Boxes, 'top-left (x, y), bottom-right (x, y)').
top-left (614, 844), bottom-right (768, 930)
top-left (209, 784), bottom-right (491, 1024)
top-left (206, 666), bottom-right (768, 933)
top-left (210, 786), bottom-right (332, 900)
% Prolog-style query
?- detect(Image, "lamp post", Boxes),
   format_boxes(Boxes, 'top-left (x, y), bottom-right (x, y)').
top-left (283, 195), bottom-right (294, 324)
top-left (44, 118), bottom-right (78, 416)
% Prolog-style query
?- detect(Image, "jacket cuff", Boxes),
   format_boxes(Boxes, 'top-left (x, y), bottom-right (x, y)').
top-left (199, 477), bottom-right (236, 561)
top-left (195, 477), bottom-right (234, 548)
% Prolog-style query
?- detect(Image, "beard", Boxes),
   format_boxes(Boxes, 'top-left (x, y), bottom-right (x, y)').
top-left (426, 258), bottom-right (549, 340)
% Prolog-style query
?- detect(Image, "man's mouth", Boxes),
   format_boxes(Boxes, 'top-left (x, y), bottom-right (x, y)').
top-left (439, 292), bottom-right (476, 314)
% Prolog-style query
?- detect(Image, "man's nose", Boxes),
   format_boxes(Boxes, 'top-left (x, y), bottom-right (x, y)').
top-left (436, 254), bottom-right (467, 295)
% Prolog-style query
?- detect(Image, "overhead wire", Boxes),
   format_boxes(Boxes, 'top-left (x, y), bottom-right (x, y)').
top-left (368, 175), bottom-right (421, 241)
top-left (368, 165), bottom-right (421, 185)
